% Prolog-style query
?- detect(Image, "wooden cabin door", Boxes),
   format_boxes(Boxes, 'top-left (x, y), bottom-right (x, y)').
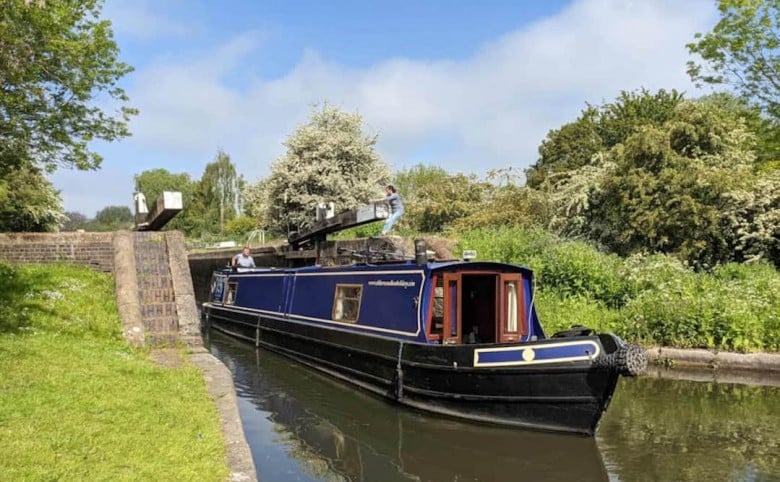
top-left (497, 274), bottom-right (526, 343)
top-left (442, 273), bottom-right (462, 345)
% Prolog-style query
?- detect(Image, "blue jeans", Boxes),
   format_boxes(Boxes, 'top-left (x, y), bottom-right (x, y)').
top-left (382, 209), bottom-right (404, 234)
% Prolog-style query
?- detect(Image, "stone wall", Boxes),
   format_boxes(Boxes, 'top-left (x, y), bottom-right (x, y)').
top-left (0, 232), bottom-right (114, 272)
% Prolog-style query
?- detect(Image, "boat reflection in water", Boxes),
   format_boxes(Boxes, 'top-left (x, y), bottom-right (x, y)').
top-left (207, 331), bottom-right (609, 482)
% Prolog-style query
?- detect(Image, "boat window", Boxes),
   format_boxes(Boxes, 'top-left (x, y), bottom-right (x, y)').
top-left (332, 284), bottom-right (362, 323)
top-left (225, 282), bottom-right (238, 305)
top-left (507, 281), bottom-right (518, 332)
top-left (210, 275), bottom-right (225, 303)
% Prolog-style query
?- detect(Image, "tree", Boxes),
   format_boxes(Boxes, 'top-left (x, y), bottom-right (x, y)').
top-left (0, 167), bottom-right (66, 231)
top-left (62, 211), bottom-right (88, 231)
top-left (86, 205), bottom-right (132, 231)
top-left (258, 105), bottom-right (390, 234)
top-left (134, 168), bottom-right (196, 232)
top-left (720, 169), bottom-right (780, 266)
top-left (527, 89), bottom-right (684, 188)
top-left (688, 0), bottom-right (780, 120)
top-left (191, 150), bottom-right (241, 235)
top-left (698, 92), bottom-right (780, 167)
top-left (0, 0), bottom-right (136, 172)
top-left (527, 107), bottom-right (603, 188)
top-left (587, 100), bottom-right (757, 268)
top-left (394, 164), bottom-right (490, 233)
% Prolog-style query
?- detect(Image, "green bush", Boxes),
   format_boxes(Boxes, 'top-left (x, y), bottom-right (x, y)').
top-left (456, 227), bottom-right (780, 352)
top-left (225, 215), bottom-right (258, 237)
top-left (458, 227), bottom-right (634, 308)
top-left (533, 290), bottom-right (623, 336)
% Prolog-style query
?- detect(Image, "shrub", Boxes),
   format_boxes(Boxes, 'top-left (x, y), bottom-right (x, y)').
top-left (225, 215), bottom-right (258, 237)
top-left (456, 227), bottom-right (780, 352)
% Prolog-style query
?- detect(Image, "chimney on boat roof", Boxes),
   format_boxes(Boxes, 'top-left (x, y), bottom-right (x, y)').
top-left (414, 239), bottom-right (428, 265)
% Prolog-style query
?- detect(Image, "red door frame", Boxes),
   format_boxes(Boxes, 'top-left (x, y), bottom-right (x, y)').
top-left (442, 272), bottom-right (461, 345)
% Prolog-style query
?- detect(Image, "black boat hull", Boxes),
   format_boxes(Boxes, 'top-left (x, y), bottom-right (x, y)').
top-left (204, 303), bottom-right (620, 435)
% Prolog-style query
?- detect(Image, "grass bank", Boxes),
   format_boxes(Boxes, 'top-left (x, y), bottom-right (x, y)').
top-left (0, 263), bottom-right (228, 481)
top-left (457, 228), bottom-right (780, 353)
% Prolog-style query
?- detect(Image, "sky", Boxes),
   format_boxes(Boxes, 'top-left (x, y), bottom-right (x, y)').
top-left (51, 0), bottom-right (718, 217)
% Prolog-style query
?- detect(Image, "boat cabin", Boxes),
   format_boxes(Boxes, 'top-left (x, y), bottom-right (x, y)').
top-left (209, 261), bottom-right (544, 346)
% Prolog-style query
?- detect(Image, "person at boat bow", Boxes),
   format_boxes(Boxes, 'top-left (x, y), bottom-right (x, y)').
top-left (380, 185), bottom-right (404, 235)
top-left (232, 246), bottom-right (256, 268)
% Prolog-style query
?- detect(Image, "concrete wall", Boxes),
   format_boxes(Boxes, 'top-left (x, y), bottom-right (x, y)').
top-left (0, 232), bottom-right (114, 272)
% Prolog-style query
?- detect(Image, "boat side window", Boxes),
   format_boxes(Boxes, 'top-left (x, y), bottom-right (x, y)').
top-left (332, 284), bottom-right (362, 323)
top-left (499, 274), bottom-right (527, 341)
top-left (507, 281), bottom-right (518, 332)
top-left (225, 282), bottom-right (238, 305)
top-left (211, 275), bottom-right (225, 303)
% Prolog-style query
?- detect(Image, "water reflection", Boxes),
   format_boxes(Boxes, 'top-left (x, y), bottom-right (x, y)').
top-left (206, 331), bottom-right (780, 482)
top-left (207, 331), bottom-right (609, 482)
top-left (598, 375), bottom-right (780, 482)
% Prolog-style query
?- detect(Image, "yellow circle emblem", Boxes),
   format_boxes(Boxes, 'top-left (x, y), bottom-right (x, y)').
top-left (522, 348), bottom-right (535, 361)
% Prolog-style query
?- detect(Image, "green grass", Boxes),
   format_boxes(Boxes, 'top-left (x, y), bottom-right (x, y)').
top-left (0, 263), bottom-right (228, 481)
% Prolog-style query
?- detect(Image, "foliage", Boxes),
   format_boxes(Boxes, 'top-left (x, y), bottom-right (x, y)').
top-left (255, 105), bottom-right (390, 235)
top-left (331, 222), bottom-right (383, 239)
top-left (451, 168), bottom-right (552, 231)
top-left (456, 227), bottom-right (780, 352)
top-left (719, 168), bottom-right (780, 265)
top-left (621, 260), bottom-right (780, 352)
top-left (190, 150), bottom-right (242, 235)
top-left (94, 205), bottom-right (132, 225)
top-left (0, 263), bottom-right (228, 480)
top-left (81, 204), bottom-right (133, 231)
top-left (698, 92), bottom-right (780, 166)
top-left (0, 166), bottom-right (66, 231)
top-left (588, 100), bottom-right (757, 268)
top-left (134, 168), bottom-right (197, 232)
top-left (241, 177), bottom-right (270, 232)
top-left (534, 291), bottom-right (622, 337)
top-left (534, 94), bottom-right (778, 268)
top-left (61, 211), bottom-right (88, 231)
top-left (458, 227), bottom-right (633, 308)
top-left (527, 107), bottom-right (603, 188)
top-left (538, 154), bottom-right (615, 239)
top-left (224, 215), bottom-right (257, 237)
top-left (394, 164), bottom-right (488, 233)
top-left (0, 0), bottom-right (136, 173)
top-left (687, 0), bottom-right (780, 120)
top-left (527, 89), bottom-right (684, 188)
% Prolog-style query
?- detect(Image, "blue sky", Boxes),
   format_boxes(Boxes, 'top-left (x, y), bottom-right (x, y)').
top-left (52, 0), bottom-right (717, 216)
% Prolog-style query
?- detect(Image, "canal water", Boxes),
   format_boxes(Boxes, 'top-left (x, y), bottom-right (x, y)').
top-left (205, 331), bottom-right (780, 482)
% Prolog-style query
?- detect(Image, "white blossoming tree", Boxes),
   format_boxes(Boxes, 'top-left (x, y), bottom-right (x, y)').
top-left (250, 105), bottom-right (391, 235)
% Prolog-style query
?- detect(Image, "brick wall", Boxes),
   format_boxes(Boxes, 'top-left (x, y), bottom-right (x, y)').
top-left (134, 232), bottom-right (179, 345)
top-left (0, 232), bottom-right (115, 272)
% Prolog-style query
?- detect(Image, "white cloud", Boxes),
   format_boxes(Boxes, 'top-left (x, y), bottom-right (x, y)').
top-left (105, 0), bottom-right (191, 40)
top-left (55, 0), bottom-right (717, 215)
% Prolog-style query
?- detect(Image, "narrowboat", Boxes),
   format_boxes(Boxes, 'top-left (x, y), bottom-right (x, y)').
top-left (203, 246), bottom-right (646, 436)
